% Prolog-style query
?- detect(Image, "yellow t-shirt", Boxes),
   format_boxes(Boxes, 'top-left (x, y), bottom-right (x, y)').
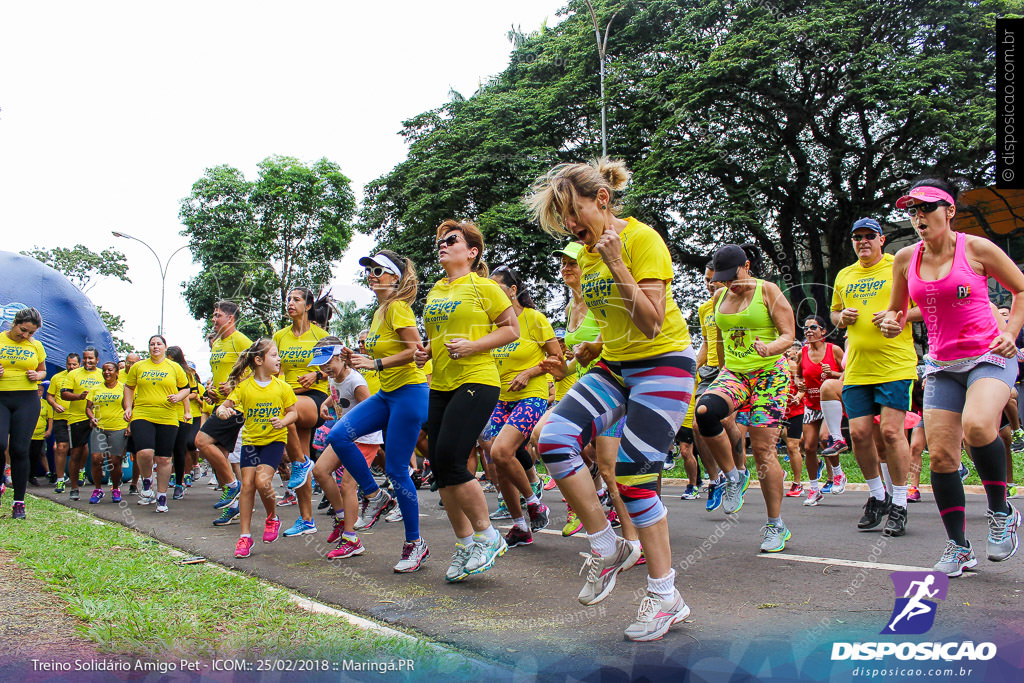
top-left (682, 390), bottom-right (696, 429)
top-left (492, 307), bottom-right (556, 401)
top-left (698, 298), bottom-right (721, 368)
top-left (554, 363), bottom-right (580, 402)
top-left (831, 254), bottom-right (918, 385)
top-left (48, 369), bottom-right (71, 416)
top-left (422, 359), bottom-right (433, 381)
top-left (33, 397), bottom-right (52, 440)
top-left (273, 325), bottom-right (330, 394)
top-left (366, 302), bottom-right (427, 393)
top-left (226, 376), bottom-right (297, 446)
top-left (126, 357), bottom-right (189, 426)
top-left (88, 382), bottom-right (128, 431)
top-left (578, 218), bottom-right (691, 361)
top-left (0, 332), bottom-right (46, 392)
top-left (118, 369), bottom-right (128, 384)
top-left (209, 330), bottom-right (252, 404)
top-left (188, 377), bottom-right (205, 420)
top-left (63, 367), bottom-right (105, 425)
top-left (423, 272), bottom-right (513, 392)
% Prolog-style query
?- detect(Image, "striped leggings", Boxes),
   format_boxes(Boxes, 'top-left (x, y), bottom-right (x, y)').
top-left (537, 350), bottom-right (695, 527)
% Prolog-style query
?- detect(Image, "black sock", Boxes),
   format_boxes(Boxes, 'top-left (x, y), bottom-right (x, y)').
top-left (931, 470), bottom-right (968, 546)
top-left (969, 437), bottom-right (1011, 514)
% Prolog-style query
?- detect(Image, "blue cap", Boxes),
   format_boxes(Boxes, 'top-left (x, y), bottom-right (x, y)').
top-left (851, 218), bottom-right (883, 234)
top-left (307, 345), bottom-right (343, 367)
top-left (555, 329), bottom-right (566, 340)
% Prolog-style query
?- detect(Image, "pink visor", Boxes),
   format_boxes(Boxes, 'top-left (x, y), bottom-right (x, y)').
top-left (895, 185), bottom-right (955, 209)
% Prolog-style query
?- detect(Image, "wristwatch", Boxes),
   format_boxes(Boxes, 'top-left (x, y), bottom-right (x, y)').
top-left (315, 370), bottom-right (325, 382)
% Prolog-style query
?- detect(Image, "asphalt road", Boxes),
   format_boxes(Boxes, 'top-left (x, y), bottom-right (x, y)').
top-left (27, 478), bottom-right (1024, 682)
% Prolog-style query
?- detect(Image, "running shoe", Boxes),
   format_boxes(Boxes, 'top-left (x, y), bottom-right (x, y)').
top-left (0, 482), bottom-right (5, 503)
top-left (933, 539), bottom-right (977, 577)
top-left (706, 479), bottom-right (724, 512)
top-left (78, 470), bottom-right (86, 487)
top-left (137, 489), bottom-right (155, 506)
top-left (155, 494), bottom-right (169, 513)
top-left (803, 489), bottom-right (824, 506)
top-left (445, 543), bottom-right (473, 582)
top-left (354, 490), bottom-right (394, 530)
top-left (317, 495), bottom-right (332, 511)
top-left (128, 484), bottom-right (139, 496)
top-left (821, 437), bottom-right (849, 456)
top-left (212, 505), bottom-right (240, 526)
top-left (958, 461), bottom-right (970, 482)
top-left (821, 480), bottom-right (833, 494)
top-left (680, 484), bottom-right (699, 500)
top-left (740, 469), bottom-right (751, 494)
top-left (278, 490), bottom-right (298, 507)
top-left (283, 518), bottom-right (317, 537)
top-left (183, 474), bottom-right (193, 488)
top-left (479, 480), bottom-right (497, 493)
top-left (287, 457), bottom-right (314, 490)
top-left (169, 474), bottom-right (176, 487)
top-left (634, 547), bottom-right (646, 566)
top-left (111, 488), bottom-right (122, 504)
top-left (815, 461), bottom-right (824, 482)
top-left (759, 522), bottom-right (792, 552)
top-left (47, 472), bottom-right (58, 484)
top-left (505, 526), bottom-right (533, 548)
top-left (785, 483), bottom-right (804, 497)
top-left (531, 480), bottom-right (544, 501)
top-left (235, 536), bottom-right (254, 558)
top-left (986, 503), bottom-right (1021, 562)
top-left (831, 472), bottom-right (847, 495)
top-left (542, 474), bottom-right (557, 491)
top-left (577, 538), bottom-right (641, 605)
top-left (597, 488), bottom-right (611, 508)
top-left (394, 540), bottom-right (430, 572)
top-left (55, 478), bottom-right (66, 494)
top-left (262, 516), bottom-right (281, 543)
top-left (12, 501), bottom-right (26, 520)
top-left (465, 534), bottom-right (507, 575)
top-left (385, 506), bottom-right (403, 523)
top-left (857, 495), bottom-right (890, 530)
top-left (327, 537), bottom-right (365, 560)
top-left (312, 480), bottom-right (322, 495)
top-left (214, 481), bottom-right (241, 509)
top-left (662, 454), bottom-right (676, 471)
top-left (527, 501), bottom-right (550, 532)
top-left (782, 453), bottom-right (790, 463)
top-left (489, 500), bottom-right (512, 520)
top-left (907, 485), bottom-right (921, 503)
top-left (624, 589), bottom-right (690, 642)
top-left (723, 478), bottom-right (745, 514)
top-left (172, 485), bottom-right (185, 500)
top-left (28, 476), bottom-right (39, 487)
top-left (883, 504), bottom-right (908, 537)
top-left (562, 506), bottom-right (583, 537)
top-left (607, 509), bottom-right (621, 528)
top-left (89, 489), bottom-right (104, 504)
top-left (327, 519), bottom-right (345, 544)
top-left (1013, 429), bottom-right (1024, 452)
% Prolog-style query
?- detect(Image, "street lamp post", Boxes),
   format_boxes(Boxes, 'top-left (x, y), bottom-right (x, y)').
top-left (582, 0), bottom-right (619, 157)
top-left (111, 231), bottom-right (189, 336)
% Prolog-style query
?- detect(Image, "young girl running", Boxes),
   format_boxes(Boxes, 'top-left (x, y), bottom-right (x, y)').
top-left (218, 339), bottom-right (296, 558)
top-left (85, 361), bottom-right (128, 504)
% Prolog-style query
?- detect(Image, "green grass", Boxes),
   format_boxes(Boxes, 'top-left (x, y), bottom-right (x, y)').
top-left (0, 495), bottom-right (480, 672)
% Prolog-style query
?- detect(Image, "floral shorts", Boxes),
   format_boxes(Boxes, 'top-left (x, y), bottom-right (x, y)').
top-left (482, 397), bottom-right (549, 440)
top-left (707, 357), bottom-right (790, 427)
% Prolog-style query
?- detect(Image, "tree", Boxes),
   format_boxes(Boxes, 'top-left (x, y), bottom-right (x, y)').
top-left (179, 155), bottom-right (357, 337)
top-left (22, 245), bottom-right (137, 353)
top-left (329, 299), bottom-right (372, 347)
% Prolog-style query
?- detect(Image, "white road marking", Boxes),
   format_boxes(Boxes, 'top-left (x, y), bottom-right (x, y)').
top-left (757, 553), bottom-right (933, 572)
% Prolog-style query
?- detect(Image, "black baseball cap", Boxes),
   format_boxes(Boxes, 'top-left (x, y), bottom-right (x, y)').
top-left (711, 245), bottom-right (749, 282)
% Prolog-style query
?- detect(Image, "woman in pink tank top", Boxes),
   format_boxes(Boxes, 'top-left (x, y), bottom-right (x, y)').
top-left (882, 178), bottom-right (1024, 578)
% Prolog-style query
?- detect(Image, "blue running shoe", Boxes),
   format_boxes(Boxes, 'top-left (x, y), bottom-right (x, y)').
top-left (706, 479), bottom-right (725, 512)
top-left (214, 481), bottom-right (241, 509)
top-left (740, 469), bottom-right (751, 494)
top-left (283, 517), bottom-right (317, 537)
top-left (816, 461), bottom-right (825, 482)
top-left (212, 505), bottom-right (239, 526)
top-left (821, 480), bottom-right (834, 494)
top-left (958, 462), bottom-right (970, 482)
top-left (287, 458), bottom-right (314, 490)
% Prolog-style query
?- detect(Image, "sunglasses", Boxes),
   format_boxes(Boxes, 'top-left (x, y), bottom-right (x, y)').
top-left (435, 234), bottom-right (461, 250)
top-left (851, 233), bottom-right (879, 242)
top-left (805, 324), bottom-right (821, 331)
top-left (364, 266), bottom-right (389, 278)
top-left (904, 201), bottom-right (945, 217)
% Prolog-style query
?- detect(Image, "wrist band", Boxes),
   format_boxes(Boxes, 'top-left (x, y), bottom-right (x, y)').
top-left (375, 358), bottom-right (384, 372)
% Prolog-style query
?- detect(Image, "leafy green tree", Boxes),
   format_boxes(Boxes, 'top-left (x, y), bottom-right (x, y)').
top-left (180, 155), bottom-right (357, 337)
top-left (329, 299), bottom-right (372, 347)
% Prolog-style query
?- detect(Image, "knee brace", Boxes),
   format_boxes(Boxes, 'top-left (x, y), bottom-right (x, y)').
top-left (696, 394), bottom-right (731, 438)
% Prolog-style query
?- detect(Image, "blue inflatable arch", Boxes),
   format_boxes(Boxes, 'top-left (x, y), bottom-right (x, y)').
top-left (0, 251), bottom-right (120, 378)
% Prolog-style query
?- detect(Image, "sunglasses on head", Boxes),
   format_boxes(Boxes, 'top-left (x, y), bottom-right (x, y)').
top-left (435, 234), bottom-right (461, 250)
top-left (851, 232), bottom-right (879, 242)
top-left (364, 266), bottom-right (389, 278)
top-left (904, 201), bottom-right (945, 217)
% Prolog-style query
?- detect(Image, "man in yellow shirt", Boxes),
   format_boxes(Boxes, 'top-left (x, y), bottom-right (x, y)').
top-left (61, 347), bottom-right (105, 500)
top-left (46, 352), bottom-right (80, 493)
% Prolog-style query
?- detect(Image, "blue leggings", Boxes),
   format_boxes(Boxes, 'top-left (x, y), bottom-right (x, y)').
top-left (326, 383), bottom-right (428, 541)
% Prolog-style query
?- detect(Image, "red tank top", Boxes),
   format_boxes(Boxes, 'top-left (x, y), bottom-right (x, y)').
top-left (785, 373), bottom-right (804, 418)
top-left (801, 343), bottom-right (838, 411)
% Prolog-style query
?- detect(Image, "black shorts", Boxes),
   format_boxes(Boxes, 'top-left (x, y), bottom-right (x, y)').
top-left (199, 411), bottom-right (245, 451)
top-left (69, 419), bottom-right (92, 449)
top-left (240, 442), bottom-right (285, 469)
top-left (675, 425), bottom-right (694, 445)
top-left (785, 414), bottom-right (803, 441)
top-left (53, 419), bottom-right (70, 444)
top-left (130, 420), bottom-right (178, 459)
top-left (296, 389), bottom-right (330, 430)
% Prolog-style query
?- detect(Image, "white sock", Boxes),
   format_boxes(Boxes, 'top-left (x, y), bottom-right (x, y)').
top-left (880, 463), bottom-right (893, 495)
top-left (768, 516), bottom-right (783, 527)
top-left (589, 522), bottom-right (618, 557)
top-left (513, 517), bottom-right (527, 531)
top-left (724, 468), bottom-right (741, 484)
top-left (647, 569), bottom-right (676, 600)
top-left (831, 465), bottom-right (843, 476)
top-left (595, 487), bottom-right (607, 498)
top-left (866, 476), bottom-right (886, 501)
top-left (240, 533), bottom-right (251, 539)
top-left (369, 489), bottom-right (384, 502)
top-left (821, 400), bottom-right (844, 439)
top-left (474, 526), bottom-right (499, 544)
top-left (892, 485), bottom-right (908, 508)
top-left (524, 494), bottom-right (539, 506)
top-left (627, 538), bottom-right (642, 552)
top-left (457, 534), bottom-right (474, 546)
top-left (810, 480), bottom-right (820, 492)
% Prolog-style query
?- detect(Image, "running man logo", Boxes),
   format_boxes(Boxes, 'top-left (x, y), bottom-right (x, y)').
top-left (881, 571), bottom-right (949, 635)
top-left (1, 302), bottom-right (28, 324)
top-left (956, 285), bottom-right (970, 299)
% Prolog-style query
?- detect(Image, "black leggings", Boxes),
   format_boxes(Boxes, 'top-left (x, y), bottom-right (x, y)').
top-left (427, 384), bottom-right (499, 489)
top-left (173, 418), bottom-right (201, 483)
top-left (29, 439), bottom-right (46, 476)
top-left (0, 390), bottom-right (41, 502)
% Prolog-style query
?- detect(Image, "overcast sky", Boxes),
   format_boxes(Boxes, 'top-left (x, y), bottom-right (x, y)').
top-left (0, 0), bottom-right (567, 376)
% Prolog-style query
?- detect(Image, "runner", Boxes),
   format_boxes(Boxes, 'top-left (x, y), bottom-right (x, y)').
top-left (272, 287), bottom-right (334, 538)
top-left (486, 265), bottom-right (565, 548)
top-left (528, 158), bottom-right (695, 641)
top-left (883, 178), bottom-right (1024, 574)
top-left (695, 263), bottom-right (727, 512)
top-left (60, 347), bottom-right (105, 501)
top-left (797, 315), bottom-right (846, 506)
top-left (119, 353), bottom-right (140, 384)
top-left (218, 339), bottom-right (295, 558)
top-left (124, 335), bottom-right (190, 513)
top-left (782, 342), bottom-right (805, 497)
top-left (29, 381), bottom-right (54, 486)
top-left (696, 243), bottom-right (796, 552)
top-left (85, 361), bottom-right (128, 504)
top-left (46, 352), bottom-right (80, 493)
top-left (0, 307), bottom-right (47, 519)
top-left (196, 301), bottom-right (249, 523)
top-left (833, 217), bottom-right (918, 536)
top-left (413, 219), bottom-right (519, 582)
top-left (185, 361), bottom-right (205, 485)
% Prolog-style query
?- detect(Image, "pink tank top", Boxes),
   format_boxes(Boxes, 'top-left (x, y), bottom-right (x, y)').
top-left (907, 232), bottom-right (998, 361)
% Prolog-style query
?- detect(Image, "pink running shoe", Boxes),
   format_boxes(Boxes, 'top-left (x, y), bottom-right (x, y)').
top-left (235, 536), bottom-right (254, 558)
top-left (327, 537), bottom-right (365, 560)
top-left (907, 485), bottom-right (921, 503)
top-left (327, 518), bottom-right (345, 544)
top-left (263, 516), bottom-right (281, 543)
top-left (831, 472), bottom-right (848, 494)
